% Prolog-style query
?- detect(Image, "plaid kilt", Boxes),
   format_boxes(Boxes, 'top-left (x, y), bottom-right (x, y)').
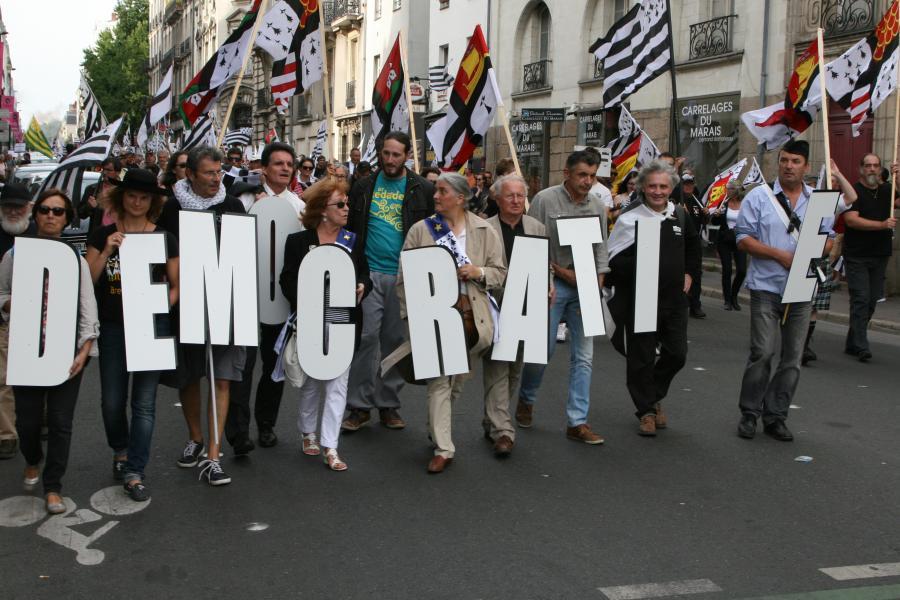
top-left (811, 258), bottom-right (835, 311)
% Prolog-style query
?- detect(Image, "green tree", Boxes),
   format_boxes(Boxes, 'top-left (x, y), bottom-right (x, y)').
top-left (82, 0), bottom-right (150, 132)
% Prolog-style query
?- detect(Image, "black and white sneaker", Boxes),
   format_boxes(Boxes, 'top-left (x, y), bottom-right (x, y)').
top-left (177, 440), bottom-right (205, 468)
top-left (198, 459), bottom-right (231, 486)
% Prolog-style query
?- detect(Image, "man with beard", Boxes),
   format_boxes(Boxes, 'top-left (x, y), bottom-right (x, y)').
top-left (0, 183), bottom-right (36, 459)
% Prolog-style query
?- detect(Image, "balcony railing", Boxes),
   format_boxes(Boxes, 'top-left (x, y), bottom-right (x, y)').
top-left (324, 0), bottom-right (362, 26)
top-left (175, 39), bottom-right (191, 61)
top-left (164, 0), bottom-right (184, 25)
top-left (295, 94), bottom-right (311, 119)
top-left (346, 80), bottom-right (356, 108)
top-left (257, 89), bottom-right (270, 109)
top-left (821, 0), bottom-right (875, 38)
top-left (523, 59), bottom-right (551, 92)
top-left (689, 15), bottom-right (735, 61)
top-left (160, 48), bottom-right (174, 71)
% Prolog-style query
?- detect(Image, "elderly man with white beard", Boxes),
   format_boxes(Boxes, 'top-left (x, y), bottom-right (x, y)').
top-left (0, 183), bottom-right (37, 459)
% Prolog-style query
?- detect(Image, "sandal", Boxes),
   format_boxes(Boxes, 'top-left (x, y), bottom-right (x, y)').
top-left (124, 480), bottom-right (150, 502)
top-left (45, 493), bottom-right (65, 514)
top-left (323, 448), bottom-right (347, 471)
top-left (301, 433), bottom-right (320, 456)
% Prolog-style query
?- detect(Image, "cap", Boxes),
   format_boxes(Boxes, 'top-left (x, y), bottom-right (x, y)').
top-left (0, 182), bottom-right (32, 206)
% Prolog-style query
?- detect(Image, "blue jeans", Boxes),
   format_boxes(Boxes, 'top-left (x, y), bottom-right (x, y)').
top-left (518, 279), bottom-right (594, 427)
top-left (99, 320), bottom-right (163, 481)
top-left (738, 290), bottom-right (811, 425)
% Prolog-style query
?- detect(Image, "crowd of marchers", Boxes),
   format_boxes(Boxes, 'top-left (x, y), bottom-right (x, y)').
top-left (0, 133), bottom-right (896, 516)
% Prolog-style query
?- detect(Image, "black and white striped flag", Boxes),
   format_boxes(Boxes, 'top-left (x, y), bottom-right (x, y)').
top-left (137, 65), bottom-right (173, 149)
top-left (181, 112), bottom-right (218, 151)
top-left (428, 65), bottom-right (455, 92)
top-left (224, 127), bottom-right (253, 147)
top-left (79, 75), bottom-right (108, 138)
top-left (589, 0), bottom-right (672, 108)
top-left (310, 119), bottom-right (327, 161)
top-left (222, 165), bottom-right (261, 188)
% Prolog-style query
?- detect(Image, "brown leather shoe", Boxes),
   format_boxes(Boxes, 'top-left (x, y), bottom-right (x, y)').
top-left (427, 455), bottom-right (453, 473)
top-left (493, 435), bottom-right (514, 457)
top-left (654, 402), bottom-right (667, 429)
top-left (379, 408), bottom-right (406, 429)
top-left (565, 424), bottom-right (605, 445)
top-left (341, 409), bottom-right (371, 432)
top-left (515, 400), bottom-right (533, 428)
top-left (639, 414), bottom-right (657, 436)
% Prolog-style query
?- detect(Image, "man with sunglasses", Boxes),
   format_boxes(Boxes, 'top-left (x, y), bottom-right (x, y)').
top-left (226, 147), bottom-right (244, 169)
top-left (343, 131), bottom-right (434, 431)
top-left (228, 142), bottom-right (305, 453)
top-left (734, 139), bottom-right (834, 442)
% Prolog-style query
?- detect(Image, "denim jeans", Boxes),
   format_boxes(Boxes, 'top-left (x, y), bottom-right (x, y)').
top-left (844, 256), bottom-right (889, 354)
top-left (98, 321), bottom-right (163, 481)
top-left (518, 279), bottom-right (594, 427)
top-left (738, 290), bottom-right (811, 425)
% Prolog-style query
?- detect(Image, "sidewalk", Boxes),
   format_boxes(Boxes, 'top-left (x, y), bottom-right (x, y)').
top-left (699, 258), bottom-right (900, 334)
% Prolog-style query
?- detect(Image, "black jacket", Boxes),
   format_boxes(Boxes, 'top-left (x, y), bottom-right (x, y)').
top-left (158, 193), bottom-right (246, 239)
top-left (279, 229), bottom-right (371, 350)
top-left (347, 170), bottom-right (434, 252)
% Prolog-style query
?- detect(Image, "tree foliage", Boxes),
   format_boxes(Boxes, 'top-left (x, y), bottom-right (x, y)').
top-left (82, 0), bottom-right (150, 132)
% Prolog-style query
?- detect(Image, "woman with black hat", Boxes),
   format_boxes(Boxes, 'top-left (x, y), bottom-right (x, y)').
top-left (85, 169), bottom-right (179, 502)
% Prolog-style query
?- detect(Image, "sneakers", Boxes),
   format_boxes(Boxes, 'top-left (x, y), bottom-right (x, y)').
top-left (638, 414), bottom-right (657, 437)
top-left (341, 409), bottom-right (371, 432)
top-left (654, 402), bottom-right (667, 429)
top-left (379, 408), bottom-right (406, 429)
top-left (515, 400), bottom-right (533, 428)
top-left (198, 459), bottom-right (232, 486)
top-left (124, 480), bottom-right (150, 502)
top-left (177, 440), bottom-right (205, 468)
top-left (565, 424), bottom-right (605, 445)
top-left (556, 322), bottom-right (567, 343)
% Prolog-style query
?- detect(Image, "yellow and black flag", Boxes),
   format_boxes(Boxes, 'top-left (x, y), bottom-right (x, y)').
top-left (786, 40), bottom-right (820, 112)
top-left (25, 116), bottom-right (54, 158)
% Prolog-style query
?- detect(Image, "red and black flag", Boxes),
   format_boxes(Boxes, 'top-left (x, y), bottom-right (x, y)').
top-left (179, 0), bottom-right (263, 127)
top-left (255, 0), bottom-right (324, 114)
top-left (426, 25), bottom-right (503, 171)
top-left (370, 34), bottom-right (409, 143)
top-left (786, 39), bottom-right (820, 111)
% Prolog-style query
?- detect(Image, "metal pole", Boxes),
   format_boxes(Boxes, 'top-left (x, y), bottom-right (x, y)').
top-left (664, 0), bottom-right (680, 155)
top-left (756, 0), bottom-right (771, 165)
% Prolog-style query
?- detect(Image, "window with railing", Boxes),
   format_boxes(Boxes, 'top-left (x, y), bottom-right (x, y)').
top-left (256, 89), bottom-right (269, 108)
top-left (346, 80), bottom-right (356, 108)
top-left (820, 0), bottom-right (875, 37)
top-left (325, 0), bottom-right (361, 26)
top-left (523, 59), bottom-right (551, 92)
top-left (688, 15), bottom-right (735, 61)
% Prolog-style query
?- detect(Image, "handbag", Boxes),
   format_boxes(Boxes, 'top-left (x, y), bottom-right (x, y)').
top-left (454, 294), bottom-right (478, 349)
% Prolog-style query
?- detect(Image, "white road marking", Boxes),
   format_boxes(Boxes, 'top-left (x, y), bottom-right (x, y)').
top-left (598, 578), bottom-right (721, 599)
top-left (90, 486), bottom-right (151, 516)
top-left (0, 496), bottom-right (46, 527)
top-left (246, 522), bottom-right (269, 531)
top-left (35, 498), bottom-right (117, 566)
top-left (819, 562), bottom-right (900, 581)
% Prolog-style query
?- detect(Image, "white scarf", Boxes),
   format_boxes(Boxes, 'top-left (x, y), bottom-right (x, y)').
top-left (173, 177), bottom-right (226, 211)
top-left (607, 200), bottom-right (675, 260)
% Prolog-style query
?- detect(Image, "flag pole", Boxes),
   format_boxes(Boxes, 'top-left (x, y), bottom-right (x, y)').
top-left (664, 0), bottom-right (680, 156)
top-left (891, 0), bottom-right (900, 213)
top-left (817, 27), bottom-right (832, 185)
top-left (319, 17), bottom-right (334, 160)
top-left (217, 0), bottom-right (269, 148)
top-left (398, 33), bottom-right (420, 173)
top-left (497, 104), bottom-right (521, 176)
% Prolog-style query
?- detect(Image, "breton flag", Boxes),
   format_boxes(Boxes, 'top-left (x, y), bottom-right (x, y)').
top-left (428, 64), bottom-right (455, 92)
top-left (255, 0), bottom-right (323, 114)
top-left (24, 117), bottom-right (54, 158)
top-left (361, 131), bottom-right (377, 164)
top-left (179, 0), bottom-right (262, 126)
top-left (589, 0), bottom-right (672, 108)
top-left (427, 25), bottom-right (503, 171)
top-left (701, 158), bottom-right (747, 209)
top-left (740, 102), bottom-right (817, 151)
top-left (137, 64), bottom-right (173, 149)
top-left (371, 34), bottom-right (409, 143)
top-left (825, 0), bottom-right (900, 136)
top-left (79, 75), bottom-right (108, 138)
top-left (181, 112), bottom-right (218, 151)
top-left (310, 119), bottom-right (327, 160)
top-left (742, 157), bottom-right (765, 186)
top-left (786, 40), bottom-right (820, 111)
top-left (224, 127), bottom-right (253, 147)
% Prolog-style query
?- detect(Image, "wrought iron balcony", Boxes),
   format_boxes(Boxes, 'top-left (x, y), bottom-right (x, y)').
top-left (164, 0), bottom-right (184, 25)
top-left (295, 94), bottom-right (311, 119)
top-left (689, 15), bottom-right (735, 61)
top-left (821, 0), bottom-right (875, 38)
top-left (325, 0), bottom-right (362, 27)
top-left (346, 80), bottom-right (356, 109)
top-left (175, 39), bottom-right (191, 61)
top-left (523, 59), bottom-right (551, 92)
top-left (160, 48), bottom-right (174, 71)
top-left (257, 89), bottom-right (270, 108)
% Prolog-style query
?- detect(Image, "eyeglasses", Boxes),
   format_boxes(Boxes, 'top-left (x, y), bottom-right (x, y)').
top-left (228, 156), bottom-right (242, 162)
top-left (175, 163), bottom-right (188, 168)
top-left (327, 201), bottom-right (348, 209)
top-left (37, 206), bottom-right (67, 216)
top-left (301, 165), bottom-right (313, 170)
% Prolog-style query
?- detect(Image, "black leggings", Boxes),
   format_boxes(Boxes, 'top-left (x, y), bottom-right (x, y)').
top-left (717, 238), bottom-right (747, 304)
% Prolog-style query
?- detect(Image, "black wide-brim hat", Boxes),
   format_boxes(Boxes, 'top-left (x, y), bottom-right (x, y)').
top-left (110, 168), bottom-right (171, 196)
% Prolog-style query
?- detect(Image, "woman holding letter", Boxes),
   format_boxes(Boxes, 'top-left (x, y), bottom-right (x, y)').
top-left (280, 178), bottom-right (369, 471)
top-left (0, 189), bottom-right (99, 514)
top-left (85, 169), bottom-right (178, 502)
top-left (396, 172), bottom-right (506, 474)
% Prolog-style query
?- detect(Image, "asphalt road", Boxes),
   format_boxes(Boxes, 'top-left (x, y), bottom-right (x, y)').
top-left (1, 301), bottom-right (899, 600)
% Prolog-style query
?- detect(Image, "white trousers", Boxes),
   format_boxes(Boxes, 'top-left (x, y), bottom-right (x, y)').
top-left (296, 367), bottom-right (350, 449)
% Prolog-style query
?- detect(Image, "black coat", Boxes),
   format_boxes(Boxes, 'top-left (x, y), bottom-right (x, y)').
top-left (279, 228), bottom-right (371, 350)
top-left (347, 170), bottom-right (434, 252)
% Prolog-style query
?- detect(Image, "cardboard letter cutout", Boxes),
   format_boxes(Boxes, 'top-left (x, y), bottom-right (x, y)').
top-left (401, 246), bottom-right (468, 379)
top-left (491, 235), bottom-right (549, 364)
top-left (782, 190), bottom-right (840, 303)
top-left (119, 233), bottom-right (176, 371)
top-left (249, 197), bottom-right (302, 325)
top-left (179, 211), bottom-right (259, 346)
top-left (634, 217), bottom-right (661, 333)
top-left (556, 216), bottom-right (606, 336)
top-left (7, 238), bottom-right (80, 386)
top-left (295, 245), bottom-right (356, 380)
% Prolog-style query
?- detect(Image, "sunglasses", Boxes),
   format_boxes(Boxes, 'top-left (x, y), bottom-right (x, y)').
top-left (301, 165), bottom-right (314, 170)
top-left (37, 206), bottom-right (67, 216)
top-left (176, 162), bottom-right (188, 168)
top-left (327, 201), bottom-right (348, 209)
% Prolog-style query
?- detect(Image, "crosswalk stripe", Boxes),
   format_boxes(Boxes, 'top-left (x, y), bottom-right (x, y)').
top-left (820, 563), bottom-right (900, 581)
top-left (598, 578), bottom-right (722, 599)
